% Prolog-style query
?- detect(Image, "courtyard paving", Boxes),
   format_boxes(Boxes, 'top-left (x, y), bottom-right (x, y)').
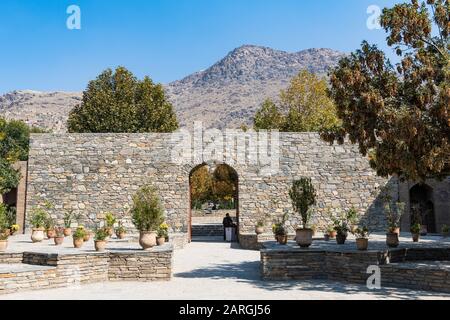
top-left (2, 234), bottom-right (450, 300)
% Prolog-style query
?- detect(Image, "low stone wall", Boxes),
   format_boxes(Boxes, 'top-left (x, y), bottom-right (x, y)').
top-left (0, 246), bottom-right (173, 295)
top-left (261, 242), bottom-right (450, 293)
top-left (109, 251), bottom-right (172, 281)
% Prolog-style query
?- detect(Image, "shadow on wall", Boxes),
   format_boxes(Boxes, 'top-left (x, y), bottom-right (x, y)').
top-left (360, 177), bottom-right (399, 232)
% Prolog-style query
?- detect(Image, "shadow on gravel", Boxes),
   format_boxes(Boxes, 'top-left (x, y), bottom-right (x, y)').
top-left (174, 260), bottom-right (450, 300)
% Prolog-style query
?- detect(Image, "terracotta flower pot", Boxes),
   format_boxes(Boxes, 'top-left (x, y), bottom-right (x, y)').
top-left (63, 228), bottom-right (72, 237)
top-left (117, 232), bottom-right (126, 240)
top-left (54, 236), bottom-right (64, 246)
top-left (356, 238), bottom-right (368, 251)
top-left (94, 240), bottom-right (107, 252)
top-left (296, 229), bottom-right (313, 248)
top-left (31, 228), bottom-right (45, 243)
top-left (157, 237), bottom-right (166, 246)
top-left (276, 235), bottom-right (288, 245)
top-left (107, 228), bottom-right (114, 237)
top-left (73, 238), bottom-right (84, 248)
top-left (328, 230), bottom-right (337, 239)
top-left (139, 231), bottom-right (157, 250)
top-left (386, 233), bottom-right (399, 248)
top-left (412, 233), bottom-right (420, 243)
top-left (83, 232), bottom-right (91, 242)
top-left (0, 240), bottom-right (8, 252)
top-left (336, 233), bottom-right (347, 245)
top-left (392, 228), bottom-right (400, 235)
top-left (46, 229), bottom-right (56, 239)
top-left (4, 229), bottom-right (11, 237)
top-left (255, 226), bottom-right (264, 235)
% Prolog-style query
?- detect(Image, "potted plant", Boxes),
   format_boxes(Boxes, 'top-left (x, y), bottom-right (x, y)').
top-left (94, 227), bottom-right (109, 252)
top-left (255, 221), bottom-right (265, 235)
top-left (273, 224), bottom-right (288, 245)
top-left (63, 210), bottom-right (74, 236)
top-left (442, 225), bottom-right (449, 238)
top-left (28, 206), bottom-right (49, 243)
top-left (131, 185), bottom-right (165, 250)
top-left (105, 212), bottom-right (116, 237)
top-left (9, 224), bottom-right (19, 236)
top-left (331, 209), bottom-right (357, 245)
top-left (54, 227), bottom-right (65, 246)
top-left (352, 226), bottom-right (369, 251)
top-left (73, 226), bottom-right (86, 248)
top-left (45, 216), bottom-right (56, 239)
top-left (0, 205), bottom-right (10, 252)
top-left (385, 202), bottom-right (405, 248)
top-left (115, 221), bottom-right (126, 239)
top-left (410, 223), bottom-right (421, 242)
top-left (83, 227), bottom-right (91, 242)
top-left (327, 225), bottom-right (337, 239)
top-left (289, 178), bottom-right (317, 248)
top-left (157, 222), bottom-right (169, 245)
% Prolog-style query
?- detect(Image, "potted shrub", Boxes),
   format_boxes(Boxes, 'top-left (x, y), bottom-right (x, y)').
top-left (327, 225), bottom-right (337, 239)
top-left (255, 221), bottom-right (265, 235)
top-left (83, 227), bottom-right (91, 242)
top-left (63, 211), bottom-right (74, 236)
top-left (331, 209), bottom-right (357, 245)
top-left (352, 226), bottom-right (369, 251)
top-left (105, 212), bottom-right (116, 237)
top-left (273, 224), bottom-right (288, 245)
top-left (157, 223), bottom-right (169, 246)
top-left (94, 227), bottom-right (109, 252)
top-left (9, 224), bottom-right (19, 236)
top-left (115, 221), bottom-right (126, 239)
top-left (45, 216), bottom-right (56, 239)
top-left (28, 206), bottom-right (49, 243)
top-left (131, 185), bottom-right (165, 250)
top-left (73, 226), bottom-right (86, 248)
top-left (411, 223), bottom-right (421, 242)
top-left (442, 225), bottom-right (449, 238)
top-left (0, 205), bottom-right (10, 252)
top-left (54, 227), bottom-right (65, 246)
top-left (289, 178), bottom-right (316, 248)
top-left (385, 202), bottom-right (405, 248)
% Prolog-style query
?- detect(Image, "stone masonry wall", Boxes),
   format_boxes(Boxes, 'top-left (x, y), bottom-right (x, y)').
top-left (26, 133), bottom-right (396, 240)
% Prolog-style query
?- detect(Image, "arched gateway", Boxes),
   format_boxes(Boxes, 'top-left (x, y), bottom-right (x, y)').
top-left (26, 132), bottom-right (397, 248)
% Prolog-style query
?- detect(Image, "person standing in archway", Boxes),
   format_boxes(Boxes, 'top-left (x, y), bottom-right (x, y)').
top-left (223, 213), bottom-right (234, 240)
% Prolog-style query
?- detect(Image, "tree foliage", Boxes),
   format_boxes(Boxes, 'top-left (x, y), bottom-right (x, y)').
top-left (253, 70), bottom-right (340, 132)
top-left (67, 66), bottom-right (179, 133)
top-left (322, 0), bottom-right (449, 180)
top-left (190, 166), bottom-right (213, 206)
top-left (131, 185), bottom-right (165, 231)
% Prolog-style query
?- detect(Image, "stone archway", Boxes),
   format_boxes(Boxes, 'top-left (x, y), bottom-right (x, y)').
top-left (188, 162), bottom-right (239, 242)
top-left (410, 184), bottom-right (436, 233)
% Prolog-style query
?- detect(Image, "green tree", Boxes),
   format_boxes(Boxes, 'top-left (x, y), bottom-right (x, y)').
top-left (212, 164), bottom-right (238, 203)
top-left (0, 118), bottom-right (30, 162)
top-left (253, 99), bottom-right (285, 131)
top-left (322, 0), bottom-right (449, 181)
top-left (253, 70), bottom-right (340, 132)
top-left (67, 66), bottom-right (179, 133)
top-left (281, 70), bottom-right (341, 132)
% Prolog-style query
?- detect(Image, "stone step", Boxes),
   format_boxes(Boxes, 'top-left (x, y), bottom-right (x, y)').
top-left (191, 224), bottom-right (224, 237)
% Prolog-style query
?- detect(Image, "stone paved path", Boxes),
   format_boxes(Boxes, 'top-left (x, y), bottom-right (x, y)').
top-left (2, 237), bottom-right (450, 300)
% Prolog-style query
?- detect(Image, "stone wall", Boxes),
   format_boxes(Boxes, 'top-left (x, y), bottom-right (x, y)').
top-left (26, 133), bottom-right (396, 241)
top-left (0, 247), bottom-right (173, 295)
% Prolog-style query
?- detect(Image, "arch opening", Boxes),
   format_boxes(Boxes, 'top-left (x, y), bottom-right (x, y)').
top-left (409, 184), bottom-right (436, 233)
top-left (188, 163), bottom-right (239, 242)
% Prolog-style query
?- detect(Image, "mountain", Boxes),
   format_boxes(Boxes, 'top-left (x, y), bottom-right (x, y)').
top-left (0, 45), bottom-right (345, 132)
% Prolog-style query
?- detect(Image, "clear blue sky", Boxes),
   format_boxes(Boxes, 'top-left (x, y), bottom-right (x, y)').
top-left (0, 0), bottom-right (403, 94)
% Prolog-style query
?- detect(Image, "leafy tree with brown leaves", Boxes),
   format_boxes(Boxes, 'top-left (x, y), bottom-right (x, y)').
top-left (67, 66), bottom-right (179, 133)
top-left (322, 0), bottom-right (449, 181)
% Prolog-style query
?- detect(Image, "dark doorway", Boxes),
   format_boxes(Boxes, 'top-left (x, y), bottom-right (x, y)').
top-left (410, 184), bottom-right (436, 233)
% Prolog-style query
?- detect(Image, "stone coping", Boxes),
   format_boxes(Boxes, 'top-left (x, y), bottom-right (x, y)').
top-left (0, 264), bottom-right (55, 274)
top-left (261, 233), bottom-right (450, 254)
top-left (1, 234), bottom-right (173, 256)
